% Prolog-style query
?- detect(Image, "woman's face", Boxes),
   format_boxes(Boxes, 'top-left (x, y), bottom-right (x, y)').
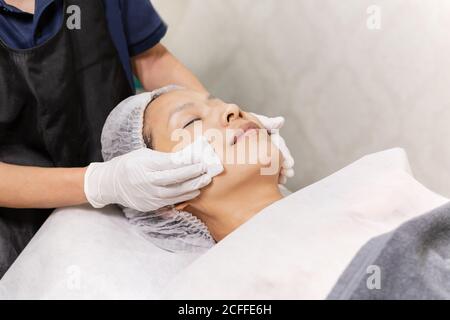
top-left (143, 89), bottom-right (281, 207)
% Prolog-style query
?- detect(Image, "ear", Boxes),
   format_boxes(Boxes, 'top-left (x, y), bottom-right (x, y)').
top-left (175, 202), bottom-right (189, 211)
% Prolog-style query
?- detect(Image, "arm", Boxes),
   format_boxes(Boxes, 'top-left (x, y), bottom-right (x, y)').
top-left (0, 46), bottom-right (205, 210)
top-left (0, 162), bottom-right (87, 209)
top-left (0, 147), bottom-right (217, 212)
top-left (132, 43), bottom-right (207, 93)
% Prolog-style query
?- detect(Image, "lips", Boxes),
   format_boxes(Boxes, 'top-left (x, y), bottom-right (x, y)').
top-left (231, 122), bottom-right (260, 145)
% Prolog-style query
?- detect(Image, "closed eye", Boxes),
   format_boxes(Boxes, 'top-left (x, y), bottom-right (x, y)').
top-left (183, 118), bottom-right (201, 129)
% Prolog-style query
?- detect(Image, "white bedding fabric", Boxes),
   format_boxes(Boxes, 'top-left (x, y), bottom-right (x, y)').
top-left (1, 148), bottom-right (447, 299)
top-left (0, 205), bottom-right (201, 299)
top-left (162, 148), bottom-right (449, 299)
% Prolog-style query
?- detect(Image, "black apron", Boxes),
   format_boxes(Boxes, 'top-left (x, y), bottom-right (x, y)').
top-left (0, 0), bottom-right (133, 278)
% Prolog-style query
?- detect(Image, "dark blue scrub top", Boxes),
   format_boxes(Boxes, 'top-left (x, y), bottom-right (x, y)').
top-left (0, 0), bottom-right (167, 90)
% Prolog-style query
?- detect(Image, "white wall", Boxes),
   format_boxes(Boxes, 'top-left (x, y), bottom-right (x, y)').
top-left (152, 0), bottom-right (450, 196)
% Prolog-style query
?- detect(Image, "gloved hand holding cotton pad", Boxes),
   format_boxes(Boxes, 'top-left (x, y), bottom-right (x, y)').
top-left (86, 85), bottom-right (294, 252)
top-left (170, 136), bottom-right (224, 178)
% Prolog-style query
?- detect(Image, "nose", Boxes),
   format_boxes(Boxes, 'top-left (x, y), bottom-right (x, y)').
top-left (221, 104), bottom-right (240, 126)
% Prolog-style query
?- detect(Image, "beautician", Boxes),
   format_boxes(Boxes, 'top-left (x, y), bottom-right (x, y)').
top-left (0, 0), bottom-right (294, 278)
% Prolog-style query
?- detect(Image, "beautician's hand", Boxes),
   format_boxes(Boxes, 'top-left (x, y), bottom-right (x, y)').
top-left (251, 113), bottom-right (295, 184)
top-left (84, 147), bottom-right (219, 212)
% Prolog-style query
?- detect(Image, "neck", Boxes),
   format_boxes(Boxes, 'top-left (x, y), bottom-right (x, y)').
top-left (4, 0), bottom-right (35, 14)
top-left (190, 181), bottom-right (283, 241)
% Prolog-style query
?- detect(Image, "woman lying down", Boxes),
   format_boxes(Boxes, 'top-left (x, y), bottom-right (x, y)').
top-left (98, 85), bottom-right (450, 300)
top-left (101, 85), bottom-right (291, 252)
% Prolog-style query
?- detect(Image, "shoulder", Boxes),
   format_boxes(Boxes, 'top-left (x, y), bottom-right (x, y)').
top-left (103, 0), bottom-right (167, 56)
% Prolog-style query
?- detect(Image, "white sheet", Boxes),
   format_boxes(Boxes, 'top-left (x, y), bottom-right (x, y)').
top-left (0, 205), bottom-right (201, 299)
top-left (1, 148), bottom-right (447, 299)
top-left (162, 148), bottom-right (449, 299)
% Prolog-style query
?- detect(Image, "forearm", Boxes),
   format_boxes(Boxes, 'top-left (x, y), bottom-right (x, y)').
top-left (0, 162), bottom-right (88, 209)
top-left (132, 43), bottom-right (207, 93)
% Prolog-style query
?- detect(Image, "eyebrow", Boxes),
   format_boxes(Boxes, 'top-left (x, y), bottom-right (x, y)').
top-left (167, 94), bottom-right (215, 126)
top-left (168, 102), bottom-right (196, 120)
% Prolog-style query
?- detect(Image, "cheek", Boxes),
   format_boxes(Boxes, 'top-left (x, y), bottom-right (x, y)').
top-left (197, 162), bottom-right (261, 202)
top-left (152, 131), bottom-right (183, 153)
top-left (167, 128), bottom-right (197, 152)
top-left (170, 123), bottom-right (222, 152)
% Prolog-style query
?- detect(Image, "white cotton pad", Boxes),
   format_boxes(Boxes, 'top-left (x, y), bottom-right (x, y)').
top-left (170, 136), bottom-right (224, 178)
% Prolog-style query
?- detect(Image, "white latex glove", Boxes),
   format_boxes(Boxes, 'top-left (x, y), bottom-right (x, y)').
top-left (251, 113), bottom-right (295, 184)
top-left (84, 139), bottom-right (223, 212)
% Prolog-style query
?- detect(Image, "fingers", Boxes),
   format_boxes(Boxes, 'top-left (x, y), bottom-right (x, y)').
top-left (281, 167), bottom-right (295, 178)
top-left (157, 174), bottom-right (212, 199)
top-left (283, 155), bottom-right (295, 169)
top-left (279, 175), bottom-right (288, 185)
top-left (136, 148), bottom-right (204, 171)
top-left (251, 113), bottom-right (285, 131)
top-left (270, 132), bottom-right (295, 185)
top-left (150, 162), bottom-right (207, 186)
top-left (170, 190), bottom-right (201, 204)
top-left (267, 116), bottom-right (285, 131)
top-left (271, 133), bottom-right (295, 168)
top-left (281, 146), bottom-right (294, 169)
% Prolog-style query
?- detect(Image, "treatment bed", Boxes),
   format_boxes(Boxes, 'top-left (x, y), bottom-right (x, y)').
top-left (1, 148), bottom-right (447, 299)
